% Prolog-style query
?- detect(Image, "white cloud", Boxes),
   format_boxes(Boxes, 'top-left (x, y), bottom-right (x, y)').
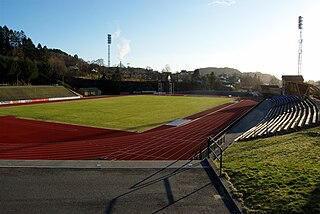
top-left (208, 0), bottom-right (236, 6)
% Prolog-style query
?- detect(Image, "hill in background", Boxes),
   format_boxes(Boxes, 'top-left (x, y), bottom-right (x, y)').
top-left (197, 67), bottom-right (241, 77)
top-left (197, 67), bottom-right (280, 85)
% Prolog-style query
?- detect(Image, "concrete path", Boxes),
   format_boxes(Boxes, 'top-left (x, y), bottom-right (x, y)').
top-left (224, 99), bottom-right (272, 144)
top-left (0, 160), bottom-right (232, 214)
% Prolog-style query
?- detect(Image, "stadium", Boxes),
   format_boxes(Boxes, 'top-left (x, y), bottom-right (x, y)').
top-left (0, 76), bottom-right (319, 213)
top-left (1, 76), bottom-right (319, 160)
top-left (2, 1), bottom-right (320, 211)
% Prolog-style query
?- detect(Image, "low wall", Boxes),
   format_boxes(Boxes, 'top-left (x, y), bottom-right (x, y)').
top-left (0, 96), bottom-right (81, 106)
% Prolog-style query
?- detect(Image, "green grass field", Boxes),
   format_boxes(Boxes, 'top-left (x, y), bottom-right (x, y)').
top-left (222, 127), bottom-right (320, 213)
top-left (0, 95), bottom-right (232, 132)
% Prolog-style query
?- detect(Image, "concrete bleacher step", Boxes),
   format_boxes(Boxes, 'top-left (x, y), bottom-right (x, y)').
top-left (306, 98), bottom-right (318, 124)
top-left (290, 104), bottom-right (301, 130)
top-left (283, 104), bottom-right (298, 131)
top-left (0, 86), bottom-right (77, 102)
top-left (276, 112), bottom-right (292, 133)
top-left (304, 100), bottom-right (312, 126)
top-left (261, 105), bottom-right (284, 134)
top-left (269, 114), bottom-right (285, 133)
top-left (272, 103), bottom-right (293, 133)
top-left (299, 102), bottom-right (306, 127)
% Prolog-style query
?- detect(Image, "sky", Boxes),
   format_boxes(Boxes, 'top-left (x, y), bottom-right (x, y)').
top-left (1, 0), bottom-right (320, 81)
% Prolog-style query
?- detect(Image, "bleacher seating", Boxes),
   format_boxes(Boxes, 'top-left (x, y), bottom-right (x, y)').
top-left (0, 86), bottom-right (77, 101)
top-left (236, 95), bottom-right (319, 141)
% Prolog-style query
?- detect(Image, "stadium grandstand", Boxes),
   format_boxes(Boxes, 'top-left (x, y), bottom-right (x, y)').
top-left (0, 85), bottom-right (79, 102)
top-left (235, 75), bottom-right (320, 141)
top-left (236, 95), bottom-right (319, 141)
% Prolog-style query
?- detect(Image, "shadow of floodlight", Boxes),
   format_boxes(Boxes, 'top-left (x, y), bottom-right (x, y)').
top-left (105, 160), bottom-right (206, 214)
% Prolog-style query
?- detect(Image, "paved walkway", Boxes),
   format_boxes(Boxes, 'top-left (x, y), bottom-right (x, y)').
top-left (225, 99), bottom-right (272, 142)
top-left (0, 160), bottom-right (233, 214)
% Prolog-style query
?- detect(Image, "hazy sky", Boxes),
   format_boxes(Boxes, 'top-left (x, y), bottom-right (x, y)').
top-left (1, 0), bottom-right (320, 81)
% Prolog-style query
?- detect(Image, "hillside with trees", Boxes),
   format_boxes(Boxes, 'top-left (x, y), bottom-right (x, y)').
top-left (0, 25), bottom-right (107, 85)
top-left (197, 67), bottom-right (241, 77)
top-left (243, 71), bottom-right (280, 85)
top-left (198, 67), bottom-right (280, 85)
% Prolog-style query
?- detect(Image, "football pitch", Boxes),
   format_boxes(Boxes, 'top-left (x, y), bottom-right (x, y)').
top-left (0, 95), bottom-right (233, 132)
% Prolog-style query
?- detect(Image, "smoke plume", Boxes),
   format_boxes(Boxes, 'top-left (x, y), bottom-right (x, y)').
top-left (113, 29), bottom-right (121, 39)
top-left (111, 29), bottom-right (131, 61)
top-left (117, 39), bottom-right (131, 61)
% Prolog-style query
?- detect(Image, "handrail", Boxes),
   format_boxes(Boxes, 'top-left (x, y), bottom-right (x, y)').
top-left (207, 136), bottom-right (223, 176)
top-left (193, 98), bottom-right (262, 167)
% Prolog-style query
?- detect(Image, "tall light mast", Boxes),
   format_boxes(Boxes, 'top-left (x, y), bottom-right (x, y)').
top-left (107, 34), bottom-right (112, 67)
top-left (298, 16), bottom-right (303, 75)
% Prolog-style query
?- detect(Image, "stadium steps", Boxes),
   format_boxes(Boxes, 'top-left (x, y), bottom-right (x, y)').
top-left (0, 85), bottom-right (78, 101)
top-left (236, 95), bottom-right (320, 141)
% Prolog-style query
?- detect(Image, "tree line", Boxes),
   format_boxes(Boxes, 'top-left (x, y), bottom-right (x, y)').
top-left (0, 25), bottom-right (98, 85)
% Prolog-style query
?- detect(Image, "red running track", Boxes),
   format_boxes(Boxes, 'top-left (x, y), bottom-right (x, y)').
top-left (0, 99), bottom-right (259, 160)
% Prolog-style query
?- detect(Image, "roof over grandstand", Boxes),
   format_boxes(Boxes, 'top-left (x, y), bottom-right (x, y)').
top-left (282, 75), bottom-right (304, 82)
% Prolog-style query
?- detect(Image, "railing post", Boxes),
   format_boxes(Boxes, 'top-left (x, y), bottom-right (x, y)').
top-left (220, 151), bottom-right (223, 177)
top-left (216, 143), bottom-right (223, 177)
top-left (207, 137), bottom-right (211, 158)
top-left (199, 146), bottom-right (202, 160)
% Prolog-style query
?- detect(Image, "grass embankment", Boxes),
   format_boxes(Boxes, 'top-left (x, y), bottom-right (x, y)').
top-left (0, 95), bottom-right (232, 132)
top-left (223, 127), bottom-right (320, 213)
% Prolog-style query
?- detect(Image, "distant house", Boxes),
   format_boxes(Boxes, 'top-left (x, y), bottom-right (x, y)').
top-left (77, 87), bottom-right (102, 97)
top-left (68, 65), bottom-right (79, 71)
top-left (180, 70), bottom-right (188, 75)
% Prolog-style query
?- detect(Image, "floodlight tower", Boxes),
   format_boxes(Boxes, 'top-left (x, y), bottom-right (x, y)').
top-left (298, 16), bottom-right (303, 75)
top-left (107, 34), bottom-right (112, 67)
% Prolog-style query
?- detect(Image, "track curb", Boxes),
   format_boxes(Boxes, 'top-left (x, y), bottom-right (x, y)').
top-left (0, 160), bottom-right (208, 169)
top-left (206, 158), bottom-right (245, 214)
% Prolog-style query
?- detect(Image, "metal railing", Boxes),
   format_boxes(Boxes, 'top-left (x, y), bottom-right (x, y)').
top-left (207, 135), bottom-right (224, 176)
top-left (193, 98), bottom-right (263, 173)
